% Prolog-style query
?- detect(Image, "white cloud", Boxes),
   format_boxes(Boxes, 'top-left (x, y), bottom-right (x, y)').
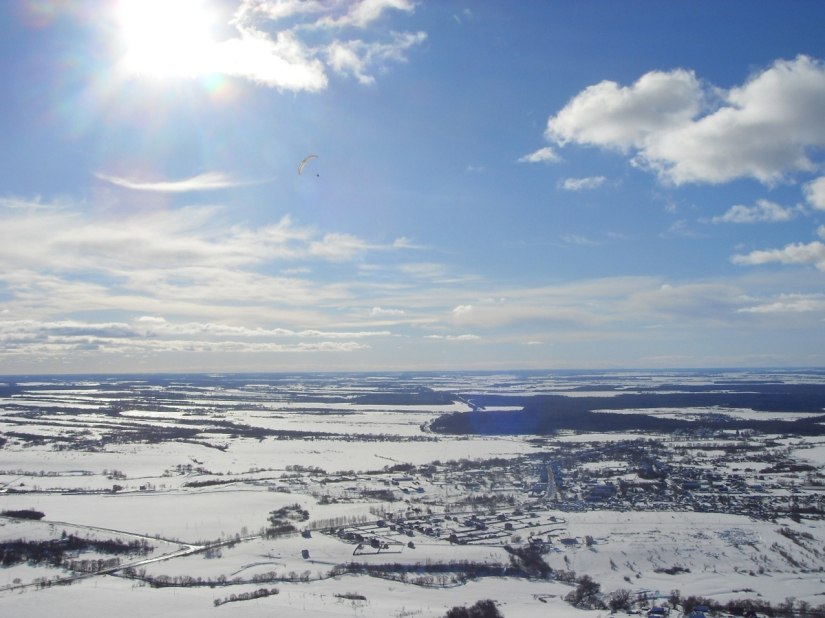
top-left (0, 202), bottom-right (414, 326)
top-left (804, 176), bottom-right (825, 210)
top-left (392, 237), bottom-right (425, 249)
top-left (0, 317), bottom-right (380, 358)
top-left (712, 199), bottom-right (800, 224)
top-left (559, 176), bottom-right (606, 191)
top-left (518, 146), bottom-right (562, 164)
top-left (212, 28), bottom-right (328, 91)
top-left (133, 318), bottom-right (390, 338)
top-left (119, 0), bottom-right (423, 91)
top-left (326, 31), bottom-right (426, 84)
top-left (119, 1), bottom-right (328, 91)
top-left (452, 304), bottom-right (473, 315)
top-left (371, 307), bottom-right (405, 316)
top-left (0, 318), bottom-right (389, 341)
top-left (818, 225), bottom-right (825, 240)
top-left (548, 68), bottom-right (702, 151)
top-left (304, 0), bottom-right (418, 29)
top-left (424, 334), bottom-right (479, 341)
top-left (544, 56), bottom-right (825, 185)
top-left (308, 233), bottom-right (371, 261)
top-left (96, 172), bottom-right (245, 192)
top-left (737, 294), bottom-right (825, 313)
top-left (0, 206), bottom-right (378, 273)
top-left (732, 241), bottom-right (825, 271)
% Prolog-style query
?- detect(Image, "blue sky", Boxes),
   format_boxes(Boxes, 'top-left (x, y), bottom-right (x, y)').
top-left (1, 0), bottom-right (825, 372)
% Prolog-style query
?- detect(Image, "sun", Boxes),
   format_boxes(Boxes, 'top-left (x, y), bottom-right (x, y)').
top-left (118, 0), bottom-right (218, 77)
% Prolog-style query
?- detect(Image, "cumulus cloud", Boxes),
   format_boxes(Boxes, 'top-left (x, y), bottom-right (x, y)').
top-left (712, 199), bottom-right (801, 224)
top-left (559, 176), bottom-right (606, 191)
top-left (518, 147), bottom-right (562, 163)
top-left (548, 68), bottom-right (703, 151)
top-left (804, 176), bottom-right (825, 210)
top-left (452, 304), bottom-right (473, 315)
top-left (542, 56), bottom-right (825, 185)
top-left (732, 241), bottom-right (825, 271)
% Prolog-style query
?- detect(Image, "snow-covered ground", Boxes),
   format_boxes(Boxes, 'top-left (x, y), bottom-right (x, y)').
top-left (1, 371), bottom-right (824, 617)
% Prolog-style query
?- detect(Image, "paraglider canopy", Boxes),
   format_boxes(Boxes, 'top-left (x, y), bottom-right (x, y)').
top-left (298, 155), bottom-right (318, 175)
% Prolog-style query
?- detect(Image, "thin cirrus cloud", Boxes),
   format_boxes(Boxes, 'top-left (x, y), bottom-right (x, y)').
top-left (424, 334), bottom-right (480, 340)
top-left (737, 295), bottom-right (825, 314)
top-left (119, 0), bottom-right (425, 91)
top-left (711, 200), bottom-right (801, 224)
top-left (134, 316), bottom-right (390, 338)
top-left (539, 55), bottom-right (825, 185)
top-left (96, 172), bottom-right (249, 192)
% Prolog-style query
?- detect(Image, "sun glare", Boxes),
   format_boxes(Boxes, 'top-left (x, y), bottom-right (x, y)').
top-left (118, 0), bottom-right (217, 77)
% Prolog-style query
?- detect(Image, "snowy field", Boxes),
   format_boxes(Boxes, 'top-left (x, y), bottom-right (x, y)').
top-left (1, 371), bottom-right (824, 617)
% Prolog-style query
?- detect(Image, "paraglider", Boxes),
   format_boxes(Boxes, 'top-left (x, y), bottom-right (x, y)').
top-left (298, 155), bottom-right (318, 175)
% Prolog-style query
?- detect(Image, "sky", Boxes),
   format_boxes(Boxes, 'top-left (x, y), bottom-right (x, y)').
top-left (1, 0), bottom-right (825, 373)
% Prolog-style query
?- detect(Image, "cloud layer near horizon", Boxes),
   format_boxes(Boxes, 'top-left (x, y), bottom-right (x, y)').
top-left (3, 196), bottom-right (819, 340)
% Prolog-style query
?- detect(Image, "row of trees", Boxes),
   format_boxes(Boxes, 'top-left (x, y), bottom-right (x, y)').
top-left (213, 587), bottom-right (278, 606)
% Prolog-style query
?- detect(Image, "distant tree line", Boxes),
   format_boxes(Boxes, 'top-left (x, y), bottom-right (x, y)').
top-left (0, 534), bottom-right (152, 567)
top-left (1, 509), bottom-right (45, 520)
